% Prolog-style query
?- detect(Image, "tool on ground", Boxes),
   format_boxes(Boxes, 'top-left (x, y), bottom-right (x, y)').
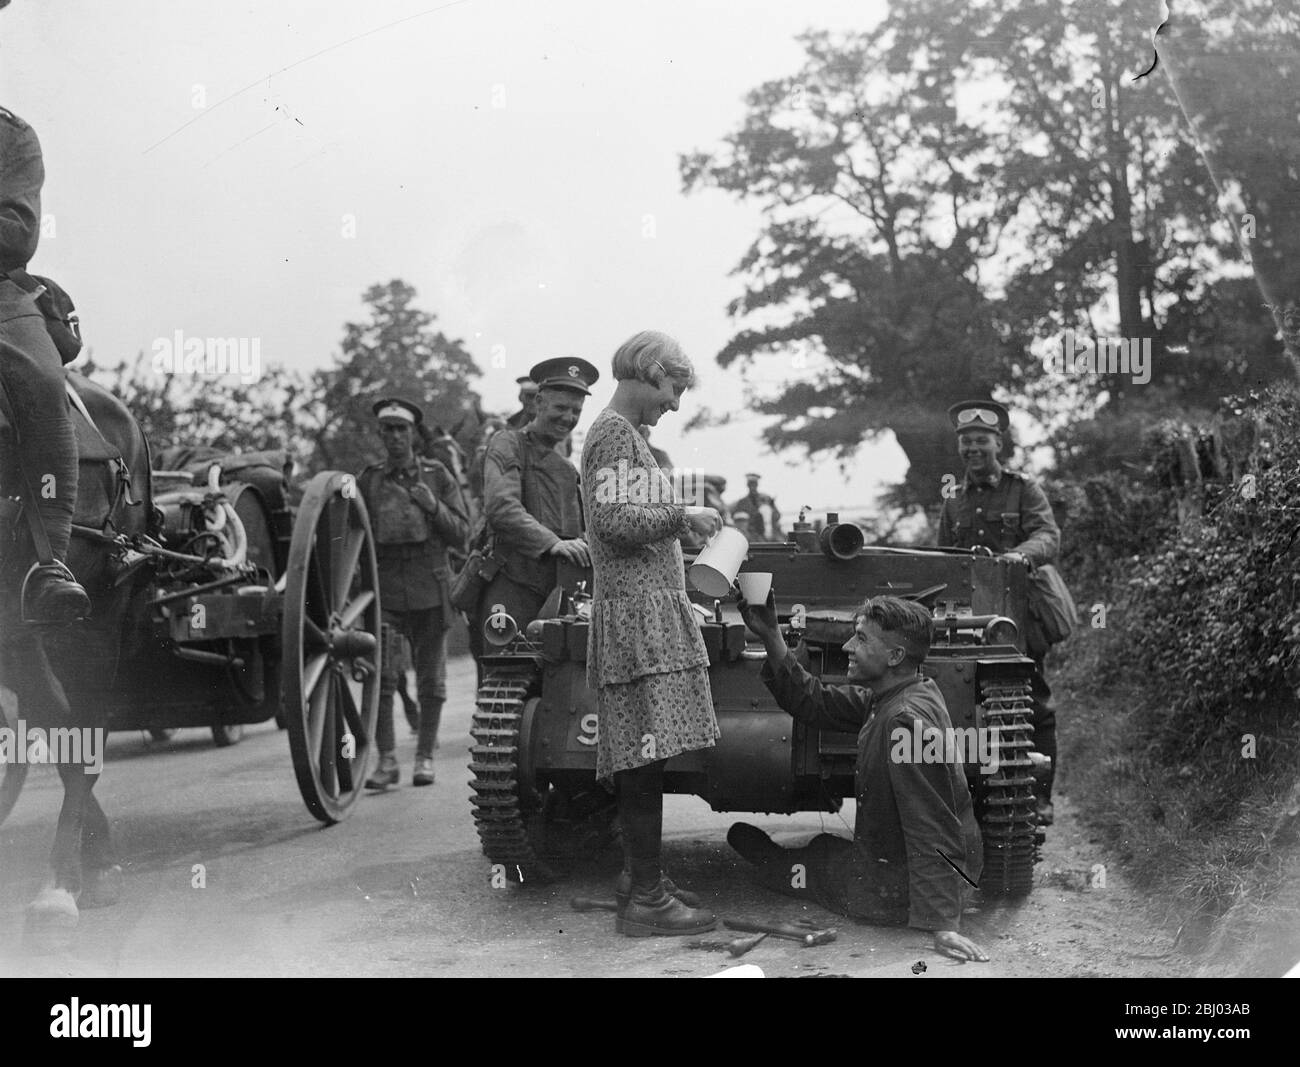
top-left (570, 897), bottom-right (620, 913)
top-left (726, 932), bottom-right (770, 957)
top-left (723, 918), bottom-right (837, 946)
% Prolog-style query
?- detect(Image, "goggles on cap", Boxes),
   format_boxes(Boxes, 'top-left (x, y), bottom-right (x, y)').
top-left (955, 407), bottom-right (1001, 429)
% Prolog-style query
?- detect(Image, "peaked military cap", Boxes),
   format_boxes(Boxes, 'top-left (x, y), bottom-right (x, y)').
top-left (948, 399), bottom-right (1009, 435)
top-left (372, 397), bottom-right (424, 425)
top-left (530, 357), bottom-right (599, 396)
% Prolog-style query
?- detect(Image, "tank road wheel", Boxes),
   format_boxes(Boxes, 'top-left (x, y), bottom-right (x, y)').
top-left (469, 669), bottom-right (620, 883)
top-left (976, 677), bottom-right (1040, 897)
top-left (282, 471), bottom-right (381, 824)
top-left (469, 667), bottom-right (558, 884)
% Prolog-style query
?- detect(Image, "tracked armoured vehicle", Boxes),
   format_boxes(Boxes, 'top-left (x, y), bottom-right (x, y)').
top-left (468, 513), bottom-right (1047, 895)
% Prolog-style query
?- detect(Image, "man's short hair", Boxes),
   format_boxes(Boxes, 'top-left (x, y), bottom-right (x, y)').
top-left (856, 595), bottom-right (933, 666)
top-left (611, 330), bottom-right (696, 388)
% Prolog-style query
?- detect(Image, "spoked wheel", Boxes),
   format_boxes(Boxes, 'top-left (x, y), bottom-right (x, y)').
top-left (282, 471), bottom-right (381, 824)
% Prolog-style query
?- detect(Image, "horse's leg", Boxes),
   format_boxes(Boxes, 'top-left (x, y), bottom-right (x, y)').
top-left (17, 637), bottom-right (83, 930)
top-left (79, 786), bottom-right (123, 908)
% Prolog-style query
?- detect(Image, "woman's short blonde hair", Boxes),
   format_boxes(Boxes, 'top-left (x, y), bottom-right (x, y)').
top-left (611, 330), bottom-right (696, 388)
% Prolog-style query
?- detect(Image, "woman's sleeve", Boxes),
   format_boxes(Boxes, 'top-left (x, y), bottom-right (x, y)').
top-left (584, 418), bottom-right (690, 551)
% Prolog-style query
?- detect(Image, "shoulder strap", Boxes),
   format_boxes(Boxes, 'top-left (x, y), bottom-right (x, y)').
top-left (1006, 472), bottom-right (1022, 517)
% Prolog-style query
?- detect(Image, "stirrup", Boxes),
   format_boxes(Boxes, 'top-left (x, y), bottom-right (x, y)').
top-left (21, 559), bottom-right (88, 624)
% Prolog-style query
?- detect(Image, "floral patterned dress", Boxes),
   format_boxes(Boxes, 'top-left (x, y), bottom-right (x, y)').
top-left (582, 408), bottom-right (719, 780)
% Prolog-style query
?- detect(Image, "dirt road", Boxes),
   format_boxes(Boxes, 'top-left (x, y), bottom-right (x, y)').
top-left (0, 654), bottom-right (1181, 978)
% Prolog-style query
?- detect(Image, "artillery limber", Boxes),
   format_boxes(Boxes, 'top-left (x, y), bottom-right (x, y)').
top-left (78, 460), bottom-right (384, 823)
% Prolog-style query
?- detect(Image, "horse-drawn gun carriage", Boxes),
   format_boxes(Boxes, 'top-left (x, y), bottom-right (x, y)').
top-left (0, 370), bottom-right (385, 837)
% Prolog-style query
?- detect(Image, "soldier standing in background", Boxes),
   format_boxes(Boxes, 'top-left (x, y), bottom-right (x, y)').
top-left (505, 375), bottom-right (538, 431)
top-left (359, 398), bottom-right (469, 789)
top-left (935, 400), bottom-right (1061, 825)
top-left (731, 472), bottom-right (782, 542)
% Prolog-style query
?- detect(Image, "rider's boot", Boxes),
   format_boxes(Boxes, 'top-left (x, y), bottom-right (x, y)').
top-left (22, 560), bottom-right (90, 624)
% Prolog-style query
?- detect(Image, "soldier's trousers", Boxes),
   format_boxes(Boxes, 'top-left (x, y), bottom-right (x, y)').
top-left (1032, 656), bottom-right (1056, 798)
top-left (737, 832), bottom-right (911, 927)
top-left (0, 278), bottom-right (77, 560)
top-left (376, 607), bottom-right (447, 761)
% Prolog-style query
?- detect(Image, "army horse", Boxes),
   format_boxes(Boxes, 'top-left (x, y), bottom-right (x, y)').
top-left (0, 369), bottom-right (153, 933)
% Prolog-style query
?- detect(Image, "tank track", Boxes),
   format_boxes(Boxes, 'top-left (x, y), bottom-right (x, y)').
top-left (467, 667), bottom-right (555, 884)
top-left (977, 677), bottom-right (1040, 896)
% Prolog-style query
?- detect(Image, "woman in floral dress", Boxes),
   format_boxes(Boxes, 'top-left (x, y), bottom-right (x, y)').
top-left (583, 330), bottom-right (723, 937)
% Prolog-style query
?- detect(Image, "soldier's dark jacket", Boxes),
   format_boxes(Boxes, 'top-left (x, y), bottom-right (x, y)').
top-left (483, 426), bottom-right (583, 596)
top-left (936, 469), bottom-right (1059, 567)
top-left (761, 650), bottom-right (983, 931)
top-left (0, 107), bottom-right (43, 271)
top-left (359, 456), bottom-right (469, 618)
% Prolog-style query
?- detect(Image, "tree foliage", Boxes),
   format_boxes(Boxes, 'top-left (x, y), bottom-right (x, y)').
top-left (304, 279), bottom-right (484, 475)
top-left (80, 350), bottom-right (306, 458)
top-left (681, 0), bottom-right (1291, 508)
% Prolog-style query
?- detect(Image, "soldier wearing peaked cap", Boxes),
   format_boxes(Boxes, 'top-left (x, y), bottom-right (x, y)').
top-left (505, 374), bottom-right (539, 432)
top-left (358, 396), bottom-right (470, 789)
top-left (936, 398), bottom-right (1062, 825)
top-left (0, 104), bottom-right (91, 623)
top-left (474, 358), bottom-right (598, 665)
top-left (530, 356), bottom-right (600, 394)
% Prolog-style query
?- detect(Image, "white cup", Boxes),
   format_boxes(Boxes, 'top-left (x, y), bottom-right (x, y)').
top-left (735, 571), bottom-right (772, 604)
top-left (689, 526), bottom-right (750, 598)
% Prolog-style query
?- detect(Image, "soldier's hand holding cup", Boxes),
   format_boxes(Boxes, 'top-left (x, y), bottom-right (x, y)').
top-left (737, 588), bottom-right (787, 662)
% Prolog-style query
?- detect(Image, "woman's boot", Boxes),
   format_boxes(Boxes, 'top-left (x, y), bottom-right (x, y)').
top-left (615, 762), bottom-right (714, 937)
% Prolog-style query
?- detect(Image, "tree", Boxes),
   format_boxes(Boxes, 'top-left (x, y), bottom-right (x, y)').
top-left (80, 350), bottom-right (307, 457)
top-left (681, 1), bottom-right (1274, 508)
top-left (303, 280), bottom-right (483, 475)
top-left (1158, 0), bottom-right (1300, 371)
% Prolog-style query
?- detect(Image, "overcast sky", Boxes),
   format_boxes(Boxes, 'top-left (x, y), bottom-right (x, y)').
top-left (2, 0), bottom-right (912, 514)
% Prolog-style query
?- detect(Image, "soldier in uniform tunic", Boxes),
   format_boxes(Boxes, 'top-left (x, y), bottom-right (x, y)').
top-left (0, 105), bottom-right (90, 622)
top-left (935, 400), bottom-right (1062, 824)
top-left (475, 358), bottom-right (596, 655)
top-left (730, 473), bottom-right (782, 542)
top-left (504, 375), bottom-right (538, 431)
top-left (359, 398), bottom-right (469, 789)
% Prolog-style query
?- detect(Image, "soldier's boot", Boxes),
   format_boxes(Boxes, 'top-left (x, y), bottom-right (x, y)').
top-left (726, 822), bottom-right (784, 866)
top-left (365, 753), bottom-right (399, 790)
top-left (22, 561), bottom-right (90, 624)
top-left (615, 763), bottom-right (714, 937)
top-left (18, 411), bottom-right (88, 625)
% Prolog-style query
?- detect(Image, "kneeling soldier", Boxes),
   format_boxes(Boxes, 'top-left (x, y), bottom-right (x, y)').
top-left (732, 592), bottom-right (989, 962)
